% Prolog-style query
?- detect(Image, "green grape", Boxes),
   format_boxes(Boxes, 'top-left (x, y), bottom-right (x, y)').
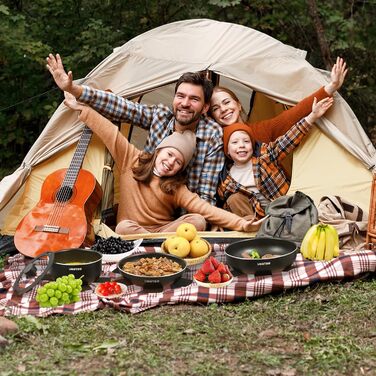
top-left (49, 282), bottom-right (58, 290)
top-left (68, 280), bottom-right (76, 289)
top-left (37, 274), bottom-right (82, 308)
top-left (61, 276), bottom-right (69, 284)
top-left (38, 293), bottom-right (49, 303)
top-left (62, 292), bottom-right (69, 302)
top-left (37, 286), bottom-right (47, 295)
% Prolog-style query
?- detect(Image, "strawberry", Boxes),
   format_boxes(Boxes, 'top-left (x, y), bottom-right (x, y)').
top-left (208, 269), bottom-right (221, 284)
top-left (194, 269), bottom-right (207, 282)
top-left (210, 256), bottom-right (220, 269)
top-left (221, 273), bottom-right (231, 283)
top-left (201, 258), bottom-right (215, 275)
top-left (224, 264), bottom-right (232, 277)
top-left (216, 263), bottom-right (227, 274)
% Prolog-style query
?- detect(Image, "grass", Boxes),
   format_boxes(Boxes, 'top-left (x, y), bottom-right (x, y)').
top-left (1, 273), bottom-right (375, 376)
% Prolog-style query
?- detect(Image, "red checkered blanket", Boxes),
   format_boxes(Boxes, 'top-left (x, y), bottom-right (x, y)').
top-left (1, 245), bottom-right (375, 316)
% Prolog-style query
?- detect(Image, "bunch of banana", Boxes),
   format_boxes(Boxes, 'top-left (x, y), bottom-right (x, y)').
top-left (300, 223), bottom-right (340, 261)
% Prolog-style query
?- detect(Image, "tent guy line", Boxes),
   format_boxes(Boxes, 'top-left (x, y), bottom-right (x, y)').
top-left (0, 78), bottom-right (89, 112)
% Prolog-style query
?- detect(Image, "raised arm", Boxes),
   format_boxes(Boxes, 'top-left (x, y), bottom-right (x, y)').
top-left (305, 96), bottom-right (334, 125)
top-left (46, 54), bottom-right (83, 98)
top-left (268, 96), bottom-right (334, 162)
top-left (324, 57), bottom-right (348, 96)
top-left (248, 57), bottom-right (347, 143)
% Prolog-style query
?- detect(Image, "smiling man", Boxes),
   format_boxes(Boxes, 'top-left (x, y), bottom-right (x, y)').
top-left (47, 54), bottom-right (224, 205)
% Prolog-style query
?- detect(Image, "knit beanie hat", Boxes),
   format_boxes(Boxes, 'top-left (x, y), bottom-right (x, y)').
top-left (222, 122), bottom-right (254, 155)
top-left (156, 130), bottom-right (196, 170)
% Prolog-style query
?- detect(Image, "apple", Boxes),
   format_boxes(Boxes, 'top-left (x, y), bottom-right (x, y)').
top-left (167, 236), bottom-right (191, 258)
top-left (163, 235), bottom-right (178, 252)
top-left (189, 237), bottom-right (209, 258)
top-left (176, 222), bottom-right (197, 242)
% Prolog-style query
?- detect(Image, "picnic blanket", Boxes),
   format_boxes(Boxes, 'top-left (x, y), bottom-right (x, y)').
top-left (1, 245), bottom-right (375, 316)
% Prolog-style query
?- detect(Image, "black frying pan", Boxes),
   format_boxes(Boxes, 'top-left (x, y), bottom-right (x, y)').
top-left (13, 248), bottom-right (102, 295)
top-left (225, 237), bottom-right (297, 275)
top-left (115, 252), bottom-right (187, 287)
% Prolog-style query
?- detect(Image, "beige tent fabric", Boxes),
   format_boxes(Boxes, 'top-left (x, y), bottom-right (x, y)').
top-left (1, 18), bottom-right (375, 235)
top-left (288, 127), bottom-right (373, 208)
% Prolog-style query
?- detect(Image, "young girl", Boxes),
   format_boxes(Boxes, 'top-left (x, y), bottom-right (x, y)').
top-left (64, 93), bottom-right (261, 235)
top-left (217, 97), bottom-right (333, 218)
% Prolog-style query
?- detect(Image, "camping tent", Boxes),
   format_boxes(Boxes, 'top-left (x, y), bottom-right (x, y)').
top-left (1, 18), bottom-right (375, 237)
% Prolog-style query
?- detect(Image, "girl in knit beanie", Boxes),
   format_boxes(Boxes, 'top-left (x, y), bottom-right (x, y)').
top-left (64, 93), bottom-right (262, 235)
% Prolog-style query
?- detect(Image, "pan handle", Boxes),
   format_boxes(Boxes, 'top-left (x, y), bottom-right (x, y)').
top-left (110, 265), bottom-right (123, 274)
top-left (13, 252), bottom-right (55, 296)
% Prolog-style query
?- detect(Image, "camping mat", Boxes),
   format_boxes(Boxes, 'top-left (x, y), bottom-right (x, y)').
top-left (1, 245), bottom-right (375, 316)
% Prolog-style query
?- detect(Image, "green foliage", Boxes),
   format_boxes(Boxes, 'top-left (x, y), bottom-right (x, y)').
top-left (0, 0), bottom-right (374, 179)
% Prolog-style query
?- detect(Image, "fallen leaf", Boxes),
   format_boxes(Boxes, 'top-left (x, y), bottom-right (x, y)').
top-left (258, 329), bottom-right (279, 339)
top-left (17, 365), bottom-right (26, 372)
top-left (93, 339), bottom-right (120, 351)
top-left (183, 328), bottom-right (195, 335)
top-left (281, 369), bottom-right (297, 376)
top-left (303, 332), bottom-right (311, 341)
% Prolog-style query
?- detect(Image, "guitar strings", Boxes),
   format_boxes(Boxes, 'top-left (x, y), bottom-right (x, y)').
top-left (43, 126), bottom-right (93, 229)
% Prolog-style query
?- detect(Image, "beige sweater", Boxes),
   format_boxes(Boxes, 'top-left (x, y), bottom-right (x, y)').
top-left (79, 107), bottom-right (248, 231)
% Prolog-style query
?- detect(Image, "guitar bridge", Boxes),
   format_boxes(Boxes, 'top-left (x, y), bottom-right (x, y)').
top-left (34, 225), bottom-right (69, 234)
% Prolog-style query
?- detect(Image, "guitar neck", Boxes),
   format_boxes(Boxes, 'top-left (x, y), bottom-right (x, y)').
top-left (62, 126), bottom-right (93, 188)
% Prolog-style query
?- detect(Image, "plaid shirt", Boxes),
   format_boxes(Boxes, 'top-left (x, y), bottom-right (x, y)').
top-left (79, 86), bottom-right (225, 205)
top-left (217, 118), bottom-right (312, 217)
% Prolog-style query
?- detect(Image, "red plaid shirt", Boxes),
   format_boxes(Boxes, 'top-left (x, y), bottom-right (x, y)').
top-left (217, 118), bottom-right (312, 217)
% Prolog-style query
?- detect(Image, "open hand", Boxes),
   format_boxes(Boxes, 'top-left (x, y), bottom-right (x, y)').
top-left (63, 91), bottom-right (85, 112)
top-left (242, 217), bottom-right (266, 232)
top-left (306, 96), bottom-right (334, 124)
top-left (325, 57), bottom-right (348, 95)
top-left (46, 54), bottom-right (74, 92)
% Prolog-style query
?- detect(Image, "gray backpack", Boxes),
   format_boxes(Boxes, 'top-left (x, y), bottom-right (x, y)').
top-left (256, 191), bottom-right (318, 244)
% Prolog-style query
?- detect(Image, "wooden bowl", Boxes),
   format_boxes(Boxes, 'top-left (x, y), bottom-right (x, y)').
top-left (160, 239), bottom-right (212, 266)
top-left (193, 276), bottom-right (233, 288)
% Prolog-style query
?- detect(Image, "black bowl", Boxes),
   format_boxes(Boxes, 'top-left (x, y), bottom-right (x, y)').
top-left (116, 252), bottom-right (187, 287)
top-left (52, 248), bottom-right (102, 284)
top-left (13, 248), bottom-right (102, 295)
top-left (225, 238), bottom-right (297, 275)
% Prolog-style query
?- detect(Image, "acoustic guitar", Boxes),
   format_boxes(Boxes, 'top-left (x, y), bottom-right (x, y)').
top-left (14, 126), bottom-right (102, 258)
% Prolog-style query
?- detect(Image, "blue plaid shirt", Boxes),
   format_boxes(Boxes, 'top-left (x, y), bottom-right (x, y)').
top-left (79, 86), bottom-right (225, 205)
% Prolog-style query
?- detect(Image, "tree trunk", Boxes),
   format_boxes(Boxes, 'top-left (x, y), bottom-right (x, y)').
top-left (306, 0), bottom-right (333, 70)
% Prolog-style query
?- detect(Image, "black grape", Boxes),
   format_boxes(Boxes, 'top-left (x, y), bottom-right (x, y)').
top-left (92, 236), bottom-right (135, 254)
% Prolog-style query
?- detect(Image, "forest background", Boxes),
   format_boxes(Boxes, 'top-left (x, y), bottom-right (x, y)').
top-left (0, 0), bottom-right (375, 180)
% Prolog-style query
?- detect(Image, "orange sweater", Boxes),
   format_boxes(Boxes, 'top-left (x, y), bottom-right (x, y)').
top-left (78, 107), bottom-right (249, 231)
top-left (247, 87), bottom-right (329, 142)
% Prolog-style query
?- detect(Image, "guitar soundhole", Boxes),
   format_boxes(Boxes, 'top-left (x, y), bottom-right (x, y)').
top-left (56, 186), bottom-right (73, 202)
